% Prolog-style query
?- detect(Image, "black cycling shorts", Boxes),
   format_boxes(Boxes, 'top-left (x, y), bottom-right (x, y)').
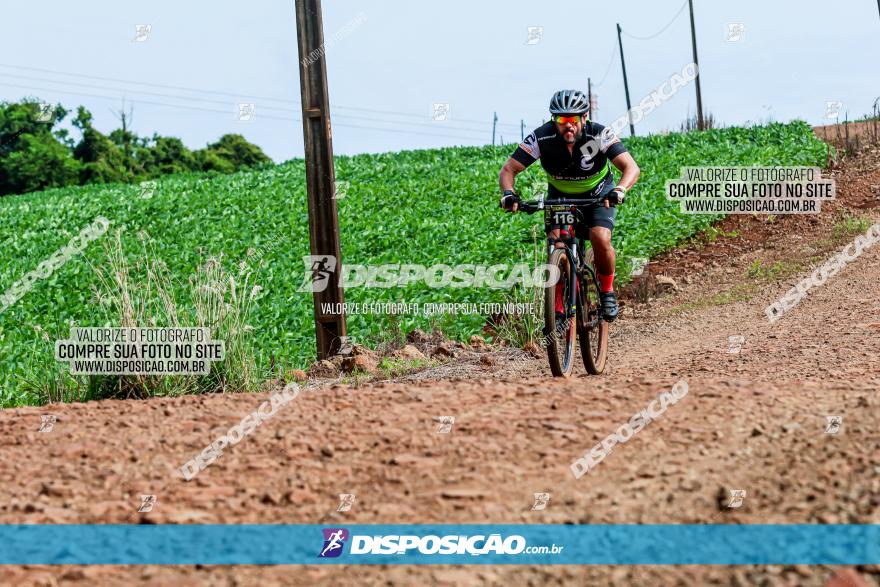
top-left (545, 179), bottom-right (617, 233)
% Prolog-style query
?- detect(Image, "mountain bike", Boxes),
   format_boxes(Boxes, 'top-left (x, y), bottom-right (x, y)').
top-left (518, 197), bottom-right (610, 377)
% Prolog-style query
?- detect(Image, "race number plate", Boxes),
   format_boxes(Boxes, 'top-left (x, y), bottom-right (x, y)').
top-left (544, 204), bottom-right (575, 227)
top-left (553, 211), bottom-right (575, 224)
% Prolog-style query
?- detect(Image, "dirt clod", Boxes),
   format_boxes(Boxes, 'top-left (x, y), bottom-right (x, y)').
top-left (393, 345), bottom-right (427, 361)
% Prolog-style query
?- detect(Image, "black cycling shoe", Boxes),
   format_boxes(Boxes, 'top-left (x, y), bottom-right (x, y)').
top-left (599, 291), bottom-right (619, 322)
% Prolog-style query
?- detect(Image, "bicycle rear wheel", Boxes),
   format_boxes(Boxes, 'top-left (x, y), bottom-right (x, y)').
top-left (545, 248), bottom-right (576, 377)
top-left (578, 250), bottom-right (608, 375)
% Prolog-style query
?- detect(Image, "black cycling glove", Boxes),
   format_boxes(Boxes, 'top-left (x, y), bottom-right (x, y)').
top-left (500, 190), bottom-right (520, 211)
top-left (604, 187), bottom-right (626, 206)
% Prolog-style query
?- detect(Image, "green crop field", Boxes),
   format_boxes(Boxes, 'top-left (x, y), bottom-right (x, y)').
top-left (0, 121), bottom-right (826, 406)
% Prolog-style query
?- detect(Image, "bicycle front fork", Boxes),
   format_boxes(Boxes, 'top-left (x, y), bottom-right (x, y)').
top-left (548, 240), bottom-right (580, 320)
top-left (566, 243), bottom-right (579, 320)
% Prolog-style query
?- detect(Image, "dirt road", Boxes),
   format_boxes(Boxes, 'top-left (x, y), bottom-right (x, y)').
top-left (1, 149), bottom-right (879, 586)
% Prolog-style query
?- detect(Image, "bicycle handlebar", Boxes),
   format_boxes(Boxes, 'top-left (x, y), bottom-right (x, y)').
top-left (517, 198), bottom-right (604, 215)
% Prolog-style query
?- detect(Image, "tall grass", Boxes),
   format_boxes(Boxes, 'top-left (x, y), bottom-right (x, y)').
top-left (493, 225), bottom-right (546, 348)
top-left (17, 231), bottom-right (262, 404)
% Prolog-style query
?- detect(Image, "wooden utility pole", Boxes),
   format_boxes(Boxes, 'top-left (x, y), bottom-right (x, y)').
top-left (492, 112), bottom-right (498, 145)
top-left (687, 0), bottom-right (705, 130)
top-left (587, 77), bottom-right (592, 119)
top-left (616, 23), bottom-right (635, 136)
top-left (520, 119), bottom-right (524, 140)
top-left (294, 0), bottom-right (346, 359)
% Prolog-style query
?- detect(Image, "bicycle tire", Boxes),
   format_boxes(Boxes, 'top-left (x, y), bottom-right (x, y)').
top-left (545, 248), bottom-right (576, 377)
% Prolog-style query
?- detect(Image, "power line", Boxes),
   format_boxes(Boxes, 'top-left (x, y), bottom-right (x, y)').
top-left (0, 62), bottom-right (292, 104)
top-left (620, 0), bottom-right (688, 41)
top-left (0, 72), bottom-right (496, 136)
top-left (327, 120), bottom-right (486, 142)
top-left (0, 81), bottom-right (490, 143)
top-left (0, 80), bottom-right (267, 118)
top-left (593, 47), bottom-right (618, 88)
top-left (0, 71), bottom-right (301, 113)
top-left (333, 103), bottom-right (520, 129)
top-left (0, 62), bottom-right (522, 132)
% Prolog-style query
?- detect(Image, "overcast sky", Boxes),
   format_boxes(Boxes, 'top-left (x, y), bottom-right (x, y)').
top-left (1, 0), bottom-right (878, 161)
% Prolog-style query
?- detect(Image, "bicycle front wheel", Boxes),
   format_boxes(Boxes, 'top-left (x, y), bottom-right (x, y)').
top-left (544, 248), bottom-right (576, 377)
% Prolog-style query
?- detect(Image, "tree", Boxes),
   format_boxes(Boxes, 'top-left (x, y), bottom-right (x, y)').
top-left (0, 99), bottom-right (80, 196)
top-left (71, 107), bottom-right (131, 185)
top-left (194, 133), bottom-right (271, 173)
top-left (141, 135), bottom-right (196, 176)
top-left (109, 100), bottom-right (136, 174)
top-left (109, 127), bottom-right (147, 177)
top-left (0, 98), bottom-right (274, 197)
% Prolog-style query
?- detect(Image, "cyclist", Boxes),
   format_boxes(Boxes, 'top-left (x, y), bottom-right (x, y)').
top-left (498, 89), bottom-right (640, 322)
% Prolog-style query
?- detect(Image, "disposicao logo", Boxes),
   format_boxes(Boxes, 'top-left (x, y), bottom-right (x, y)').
top-left (316, 529), bottom-right (563, 558)
top-left (318, 528), bottom-right (349, 558)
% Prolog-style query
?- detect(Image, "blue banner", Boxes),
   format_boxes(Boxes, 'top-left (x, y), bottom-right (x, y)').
top-left (0, 524), bottom-right (877, 565)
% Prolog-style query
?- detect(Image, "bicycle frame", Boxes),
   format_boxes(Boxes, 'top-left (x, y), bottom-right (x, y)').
top-left (551, 232), bottom-right (602, 325)
top-left (535, 201), bottom-right (604, 327)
